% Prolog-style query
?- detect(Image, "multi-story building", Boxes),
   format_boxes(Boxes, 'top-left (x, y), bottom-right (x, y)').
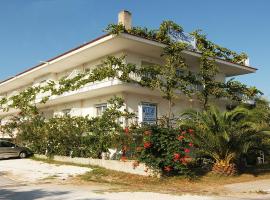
top-left (0, 11), bottom-right (257, 138)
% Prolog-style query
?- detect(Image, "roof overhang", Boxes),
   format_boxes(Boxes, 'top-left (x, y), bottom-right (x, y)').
top-left (0, 33), bottom-right (257, 93)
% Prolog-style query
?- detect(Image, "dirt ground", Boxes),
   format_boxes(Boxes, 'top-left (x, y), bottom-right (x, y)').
top-left (2, 158), bottom-right (270, 200)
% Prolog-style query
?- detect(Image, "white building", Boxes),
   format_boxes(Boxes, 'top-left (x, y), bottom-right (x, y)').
top-left (0, 11), bottom-right (257, 137)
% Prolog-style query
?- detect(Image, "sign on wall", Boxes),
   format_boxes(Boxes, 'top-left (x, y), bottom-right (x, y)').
top-left (138, 102), bottom-right (157, 124)
top-left (169, 30), bottom-right (196, 50)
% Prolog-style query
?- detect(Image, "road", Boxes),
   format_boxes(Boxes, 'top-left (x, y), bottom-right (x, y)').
top-left (1, 175), bottom-right (270, 200)
top-left (1, 159), bottom-right (270, 200)
top-left (0, 177), bottom-right (216, 200)
top-left (0, 175), bottom-right (17, 187)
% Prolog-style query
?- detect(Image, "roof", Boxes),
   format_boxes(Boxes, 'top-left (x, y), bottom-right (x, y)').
top-left (0, 33), bottom-right (110, 84)
top-left (0, 33), bottom-right (257, 85)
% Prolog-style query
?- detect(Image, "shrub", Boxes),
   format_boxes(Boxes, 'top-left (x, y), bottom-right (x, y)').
top-left (134, 125), bottom-right (193, 176)
top-left (5, 97), bottom-right (134, 158)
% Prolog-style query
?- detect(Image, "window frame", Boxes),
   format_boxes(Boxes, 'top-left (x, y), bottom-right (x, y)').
top-left (96, 103), bottom-right (108, 117)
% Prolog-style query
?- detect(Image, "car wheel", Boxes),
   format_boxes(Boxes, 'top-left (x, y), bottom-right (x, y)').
top-left (19, 151), bottom-right (27, 159)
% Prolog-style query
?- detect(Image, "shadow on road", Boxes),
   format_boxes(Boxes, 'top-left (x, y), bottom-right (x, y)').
top-left (0, 189), bottom-right (69, 200)
top-left (0, 188), bottom-right (106, 200)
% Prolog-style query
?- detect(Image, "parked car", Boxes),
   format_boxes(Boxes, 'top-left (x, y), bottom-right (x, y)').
top-left (0, 140), bottom-right (32, 159)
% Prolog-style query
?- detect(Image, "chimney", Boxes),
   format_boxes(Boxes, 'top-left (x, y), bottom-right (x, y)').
top-left (118, 10), bottom-right (132, 30)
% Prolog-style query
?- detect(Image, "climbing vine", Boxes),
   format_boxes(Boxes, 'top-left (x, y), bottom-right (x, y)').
top-left (0, 20), bottom-right (262, 120)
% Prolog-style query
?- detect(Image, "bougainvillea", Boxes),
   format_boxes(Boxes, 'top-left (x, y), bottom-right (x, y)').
top-left (134, 125), bottom-right (194, 176)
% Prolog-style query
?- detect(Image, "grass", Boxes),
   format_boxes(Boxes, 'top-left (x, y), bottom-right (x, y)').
top-left (31, 156), bottom-right (270, 195)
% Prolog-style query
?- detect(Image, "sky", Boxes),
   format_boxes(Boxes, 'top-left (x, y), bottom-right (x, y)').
top-left (0, 0), bottom-right (269, 97)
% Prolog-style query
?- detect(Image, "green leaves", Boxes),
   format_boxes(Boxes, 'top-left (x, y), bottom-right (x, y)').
top-left (135, 125), bottom-right (192, 175)
top-left (3, 97), bottom-right (134, 158)
top-left (190, 29), bottom-right (248, 64)
top-left (0, 20), bottom-right (262, 118)
top-left (179, 105), bottom-right (269, 166)
top-left (105, 23), bottom-right (126, 34)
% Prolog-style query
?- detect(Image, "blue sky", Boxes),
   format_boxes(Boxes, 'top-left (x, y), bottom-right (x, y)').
top-left (0, 0), bottom-right (269, 97)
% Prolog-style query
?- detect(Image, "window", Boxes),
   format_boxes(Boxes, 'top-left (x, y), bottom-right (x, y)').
top-left (0, 141), bottom-right (15, 147)
top-left (96, 103), bottom-right (107, 116)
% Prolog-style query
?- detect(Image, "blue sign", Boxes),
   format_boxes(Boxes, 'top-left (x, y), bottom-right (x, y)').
top-left (169, 30), bottom-right (196, 49)
top-left (142, 103), bottom-right (157, 123)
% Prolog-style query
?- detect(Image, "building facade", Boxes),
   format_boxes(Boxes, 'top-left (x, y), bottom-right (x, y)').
top-left (0, 11), bottom-right (257, 138)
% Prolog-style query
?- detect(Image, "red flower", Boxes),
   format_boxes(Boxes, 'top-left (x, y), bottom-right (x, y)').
top-left (188, 129), bottom-right (194, 133)
top-left (144, 142), bottom-right (152, 149)
top-left (164, 166), bottom-right (172, 172)
top-left (180, 155), bottom-right (191, 165)
top-left (173, 153), bottom-right (181, 162)
top-left (181, 131), bottom-right (186, 135)
top-left (144, 130), bottom-right (152, 136)
top-left (177, 135), bottom-right (184, 141)
top-left (184, 148), bottom-right (190, 153)
top-left (189, 142), bottom-right (194, 147)
top-left (124, 127), bottom-right (129, 134)
top-left (173, 153), bottom-right (181, 160)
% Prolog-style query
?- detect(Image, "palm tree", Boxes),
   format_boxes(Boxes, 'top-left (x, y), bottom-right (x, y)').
top-left (179, 106), bottom-right (269, 176)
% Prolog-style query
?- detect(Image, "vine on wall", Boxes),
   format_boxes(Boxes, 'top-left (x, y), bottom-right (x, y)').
top-left (0, 20), bottom-right (261, 116)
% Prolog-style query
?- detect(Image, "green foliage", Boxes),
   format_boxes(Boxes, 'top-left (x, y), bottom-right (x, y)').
top-left (179, 106), bottom-right (269, 167)
top-left (134, 125), bottom-right (193, 176)
top-left (106, 21), bottom-right (248, 64)
top-left (105, 23), bottom-right (126, 34)
top-left (0, 20), bottom-right (266, 177)
top-left (106, 20), bottom-right (183, 45)
top-left (2, 97), bottom-right (134, 158)
top-left (0, 20), bottom-right (262, 116)
top-left (191, 30), bottom-right (248, 65)
top-left (104, 21), bottom-right (262, 110)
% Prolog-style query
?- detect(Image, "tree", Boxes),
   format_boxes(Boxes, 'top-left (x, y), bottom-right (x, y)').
top-left (1, 97), bottom-right (134, 158)
top-left (104, 22), bottom-right (262, 114)
top-left (179, 106), bottom-right (269, 176)
top-left (190, 30), bottom-right (262, 109)
top-left (134, 43), bottom-right (195, 126)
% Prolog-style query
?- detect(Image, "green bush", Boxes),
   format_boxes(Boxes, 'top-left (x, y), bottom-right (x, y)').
top-left (6, 97), bottom-right (134, 158)
top-left (134, 125), bottom-right (193, 176)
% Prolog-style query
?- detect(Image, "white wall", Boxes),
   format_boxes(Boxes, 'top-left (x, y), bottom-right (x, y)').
top-left (47, 93), bottom-right (124, 118)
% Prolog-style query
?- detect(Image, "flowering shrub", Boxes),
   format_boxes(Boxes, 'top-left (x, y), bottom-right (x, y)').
top-left (134, 125), bottom-right (194, 175)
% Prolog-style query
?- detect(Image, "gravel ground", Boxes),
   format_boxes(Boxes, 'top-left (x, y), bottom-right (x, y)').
top-left (0, 158), bottom-right (91, 182)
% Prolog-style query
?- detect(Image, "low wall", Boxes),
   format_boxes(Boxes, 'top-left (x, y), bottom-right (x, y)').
top-left (35, 154), bottom-right (154, 176)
